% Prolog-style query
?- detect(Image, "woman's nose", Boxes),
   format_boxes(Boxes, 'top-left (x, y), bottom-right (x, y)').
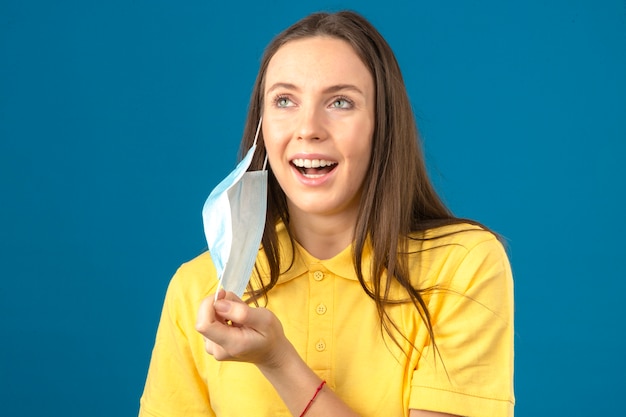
top-left (296, 105), bottom-right (326, 141)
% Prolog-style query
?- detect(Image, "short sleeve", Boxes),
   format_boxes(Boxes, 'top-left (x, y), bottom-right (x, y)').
top-left (139, 261), bottom-right (217, 417)
top-left (409, 236), bottom-right (515, 417)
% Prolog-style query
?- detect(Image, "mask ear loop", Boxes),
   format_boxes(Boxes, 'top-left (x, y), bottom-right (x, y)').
top-left (253, 116), bottom-right (269, 171)
top-left (262, 155), bottom-right (268, 171)
top-left (252, 116), bottom-right (262, 147)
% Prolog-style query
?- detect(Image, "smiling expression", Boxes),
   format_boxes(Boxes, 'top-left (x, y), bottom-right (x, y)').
top-left (262, 36), bottom-right (375, 223)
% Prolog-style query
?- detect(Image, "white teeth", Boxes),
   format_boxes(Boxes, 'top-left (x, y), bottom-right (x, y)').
top-left (302, 173), bottom-right (325, 179)
top-left (292, 159), bottom-right (336, 168)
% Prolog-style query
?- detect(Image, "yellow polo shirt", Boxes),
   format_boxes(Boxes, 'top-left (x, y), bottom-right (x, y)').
top-left (139, 223), bottom-right (514, 416)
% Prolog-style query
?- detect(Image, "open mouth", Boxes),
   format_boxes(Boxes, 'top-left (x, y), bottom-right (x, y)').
top-left (291, 158), bottom-right (338, 178)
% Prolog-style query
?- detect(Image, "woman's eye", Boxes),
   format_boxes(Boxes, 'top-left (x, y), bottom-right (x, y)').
top-left (331, 98), bottom-right (352, 109)
top-left (275, 96), bottom-right (293, 108)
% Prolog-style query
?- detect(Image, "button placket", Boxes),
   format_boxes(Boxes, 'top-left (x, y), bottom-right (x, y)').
top-left (308, 265), bottom-right (333, 372)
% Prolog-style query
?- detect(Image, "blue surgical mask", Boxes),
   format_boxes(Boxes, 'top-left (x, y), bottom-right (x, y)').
top-left (202, 119), bottom-right (267, 298)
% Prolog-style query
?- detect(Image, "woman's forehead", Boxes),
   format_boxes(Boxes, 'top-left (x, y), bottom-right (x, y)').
top-left (264, 37), bottom-right (373, 93)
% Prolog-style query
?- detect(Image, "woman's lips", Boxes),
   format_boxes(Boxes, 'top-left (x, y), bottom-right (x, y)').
top-left (291, 159), bottom-right (337, 178)
top-left (290, 157), bottom-right (338, 183)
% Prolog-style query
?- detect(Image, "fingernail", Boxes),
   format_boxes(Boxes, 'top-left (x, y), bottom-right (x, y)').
top-left (214, 300), bottom-right (230, 313)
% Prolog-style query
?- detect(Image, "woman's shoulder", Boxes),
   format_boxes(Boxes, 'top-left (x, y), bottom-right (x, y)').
top-left (166, 251), bottom-right (218, 301)
top-left (409, 222), bottom-right (508, 280)
top-left (406, 221), bottom-right (511, 289)
top-left (411, 221), bottom-right (503, 250)
top-left (176, 250), bottom-right (216, 275)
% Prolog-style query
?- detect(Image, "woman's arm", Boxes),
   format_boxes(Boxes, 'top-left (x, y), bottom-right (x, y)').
top-left (195, 289), bottom-right (359, 417)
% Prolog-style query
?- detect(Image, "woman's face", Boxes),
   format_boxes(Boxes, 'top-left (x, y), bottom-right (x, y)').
top-left (262, 36), bottom-right (375, 222)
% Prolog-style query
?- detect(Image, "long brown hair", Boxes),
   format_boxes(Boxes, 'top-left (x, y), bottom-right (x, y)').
top-left (239, 10), bottom-right (478, 350)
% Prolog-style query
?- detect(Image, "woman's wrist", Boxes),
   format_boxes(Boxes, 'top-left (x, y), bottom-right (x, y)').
top-left (256, 342), bottom-right (325, 415)
top-left (256, 339), bottom-right (317, 386)
top-left (256, 342), bottom-right (359, 417)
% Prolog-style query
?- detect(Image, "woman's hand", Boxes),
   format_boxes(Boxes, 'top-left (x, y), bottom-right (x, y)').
top-left (195, 289), bottom-right (291, 369)
top-left (197, 290), bottom-right (364, 416)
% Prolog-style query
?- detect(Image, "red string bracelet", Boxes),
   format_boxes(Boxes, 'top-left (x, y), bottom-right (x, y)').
top-left (299, 380), bottom-right (326, 417)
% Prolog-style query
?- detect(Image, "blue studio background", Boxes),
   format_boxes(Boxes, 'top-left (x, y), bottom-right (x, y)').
top-left (1, 1), bottom-right (624, 416)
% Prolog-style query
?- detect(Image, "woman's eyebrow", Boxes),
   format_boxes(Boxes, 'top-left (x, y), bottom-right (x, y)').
top-left (323, 84), bottom-right (364, 96)
top-left (266, 82), bottom-right (299, 95)
top-left (265, 83), bottom-right (365, 96)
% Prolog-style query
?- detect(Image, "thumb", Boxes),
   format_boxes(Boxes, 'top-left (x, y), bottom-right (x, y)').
top-left (214, 297), bottom-right (276, 333)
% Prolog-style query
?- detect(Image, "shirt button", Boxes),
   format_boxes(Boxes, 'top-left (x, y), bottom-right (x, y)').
top-left (313, 271), bottom-right (324, 281)
top-left (315, 339), bottom-right (326, 352)
top-left (315, 304), bottom-right (327, 315)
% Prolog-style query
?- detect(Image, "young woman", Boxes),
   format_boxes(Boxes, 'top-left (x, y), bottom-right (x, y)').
top-left (139, 11), bottom-right (514, 417)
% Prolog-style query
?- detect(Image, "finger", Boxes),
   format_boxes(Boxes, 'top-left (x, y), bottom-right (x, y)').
top-left (214, 298), bottom-right (276, 333)
top-left (213, 289), bottom-right (232, 324)
top-left (202, 336), bottom-right (233, 361)
top-left (196, 290), bottom-right (228, 335)
top-left (195, 297), bottom-right (214, 335)
top-left (213, 291), bottom-right (246, 324)
top-left (202, 336), bottom-right (215, 355)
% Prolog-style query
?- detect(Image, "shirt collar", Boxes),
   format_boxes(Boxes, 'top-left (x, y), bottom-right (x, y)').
top-left (256, 221), bottom-right (373, 284)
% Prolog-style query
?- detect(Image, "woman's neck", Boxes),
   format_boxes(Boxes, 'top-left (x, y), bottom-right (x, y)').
top-left (287, 209), bottom-right (357, 260)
